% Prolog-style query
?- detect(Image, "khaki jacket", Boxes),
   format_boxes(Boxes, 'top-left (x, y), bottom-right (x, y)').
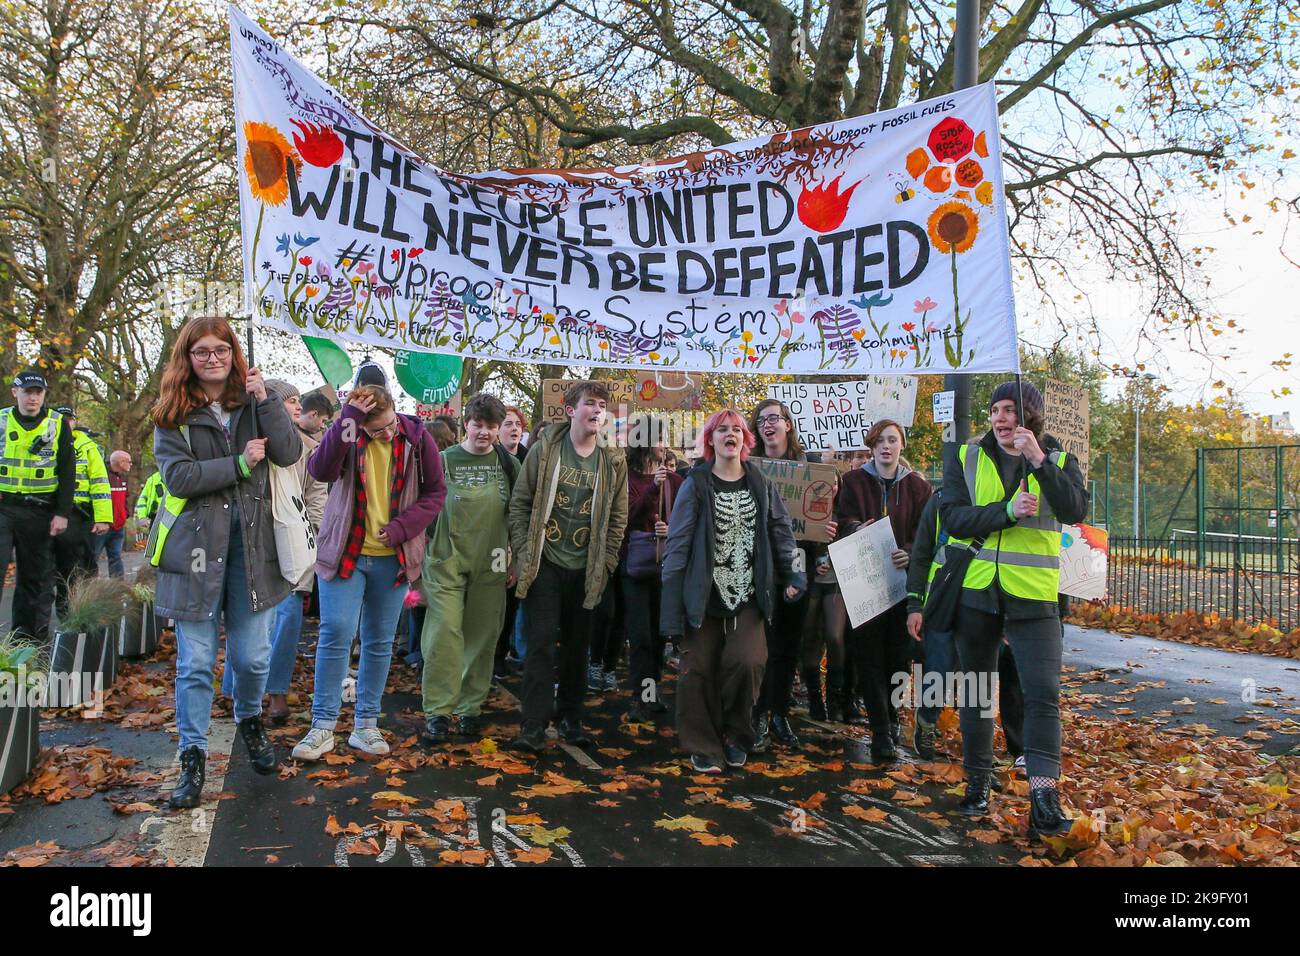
top-left (508, 422), bottom-right (628, 609)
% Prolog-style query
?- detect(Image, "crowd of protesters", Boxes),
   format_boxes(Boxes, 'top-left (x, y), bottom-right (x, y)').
top-left (0, 316), bottom-right (1089, 841)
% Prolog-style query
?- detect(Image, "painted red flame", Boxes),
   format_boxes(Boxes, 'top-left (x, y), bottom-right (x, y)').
top-left (797, 175), bottom-right (861, 233)
top-left (289, 119), bottom-right (344, 168)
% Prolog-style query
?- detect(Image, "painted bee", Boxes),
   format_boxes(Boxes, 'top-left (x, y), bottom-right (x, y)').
top-left (894, 181), bottom-right (915, 203)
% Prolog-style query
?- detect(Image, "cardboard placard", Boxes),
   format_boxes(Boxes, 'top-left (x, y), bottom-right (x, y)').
top-left (417, 393), bottom-right (463, 420)
top-left (766, 377), bottom-right (917, 453)
top-left (827, 520), bottom-right (908, 629)
top-left (752, 458), bottom-right (840, 543)
top-left (633, 371), bottom-right (703, 411)
top-left (1058, 523), bottom-right (1108, 601)
top-left (1043, 378), bottom-right (1090, 479)
top-left (541, 379), bottom-right (637, 423)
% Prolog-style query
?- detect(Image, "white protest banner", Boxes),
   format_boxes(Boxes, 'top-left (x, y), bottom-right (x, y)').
top-left (932, 390), bottom-right (955, 423)
top-left (767, 377), bottom-right (917, 452)
top-left (231, 7), bottom-right (1019, 376)
top-left (828, 521), bottom-right (908, 628)
top-left (1059, 523), bottom-right (1108, 601)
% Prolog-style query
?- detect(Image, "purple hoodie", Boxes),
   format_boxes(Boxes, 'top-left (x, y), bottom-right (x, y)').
top-left (308, 403), bottom-right (446, 583)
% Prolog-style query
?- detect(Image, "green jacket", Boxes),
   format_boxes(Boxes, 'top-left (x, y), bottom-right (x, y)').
top-left (507, 422), bottom-right (628, 609)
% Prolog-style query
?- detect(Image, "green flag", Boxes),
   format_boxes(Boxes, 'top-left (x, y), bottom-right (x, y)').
top-left (303, 336), bottom-right (353, 386)
top-left (394, 351), bottom-right (462, 405)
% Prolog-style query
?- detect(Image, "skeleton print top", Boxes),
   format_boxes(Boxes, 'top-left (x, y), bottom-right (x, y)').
top-left (708, 473), bottom-right (757, 617)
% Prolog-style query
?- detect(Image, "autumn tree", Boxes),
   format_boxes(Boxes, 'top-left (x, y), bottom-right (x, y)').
top-left (0, 0), bottom-right (232, 397)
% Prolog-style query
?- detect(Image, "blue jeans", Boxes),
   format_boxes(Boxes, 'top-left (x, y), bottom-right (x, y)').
top-left (917, 628), bottom-right (955, 726)
top-left (223, 590), bottom-right (304, 698)
top-left (512, 604), bottom-right (526, 659)
top-left (310, 554), bottom-right (405, 731)
top-left (266, 590), bottom-right (306, 695)
top-left (175, 513), bottom-right (274, 753)
top-left (93, 528), bottom-right (125, 578)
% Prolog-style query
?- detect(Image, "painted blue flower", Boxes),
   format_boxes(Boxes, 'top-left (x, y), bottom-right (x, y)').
top-left (850, 292), bottom-right (894, 310)
top-left (293, 233), bottom-right (319, 247)
top-left (275, 234), bottom-right (291, 255)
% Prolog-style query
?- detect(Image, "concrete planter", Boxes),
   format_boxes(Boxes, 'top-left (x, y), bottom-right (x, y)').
top-left (0, 699), bottom-right (40, 796)
top-left (118, 603), bottom-right (163, 659)
top-left (45, 626), bottom-right (117, 708)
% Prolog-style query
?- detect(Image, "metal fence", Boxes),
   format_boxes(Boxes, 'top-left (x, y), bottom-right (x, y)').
top-left (1104, 535), bottom-right (1300, 631)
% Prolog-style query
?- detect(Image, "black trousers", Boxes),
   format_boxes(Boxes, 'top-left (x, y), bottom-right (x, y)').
top-left (589, 569), bottom-right (625, 671)
top-left (53, 509), bottom-right (96, 619)
top-left (521, 558), bottom-right (597, 729)
top-left (999, 641), bottom-right (1025, 759)
top-left (494, 586), bottom-right (520, 672)
top-left (0, 499), bottom-right (57, 640)
top-left (621, 567), bottom-right (663, 702)
top-left (848, 600), bottom-right (913, 738)
top-left (955, 608), bottom-right (1062, 779)
top-left (756, 588), bottom-right (810, 717)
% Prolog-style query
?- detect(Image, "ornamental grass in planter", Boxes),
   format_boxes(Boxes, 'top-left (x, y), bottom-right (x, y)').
top-left (119, 565), bottom-right (163, 659)
top-left (0, 632), bottom-right (46, 795)
top-left (47, 576), bottom-right (130, 709)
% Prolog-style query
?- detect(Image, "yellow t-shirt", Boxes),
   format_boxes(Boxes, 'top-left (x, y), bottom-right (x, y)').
top-left (361, 438), bottom-right (396, 556)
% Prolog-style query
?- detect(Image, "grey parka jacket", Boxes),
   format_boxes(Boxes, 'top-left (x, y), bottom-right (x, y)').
top-left (151, 394), bottom-right (302, 621)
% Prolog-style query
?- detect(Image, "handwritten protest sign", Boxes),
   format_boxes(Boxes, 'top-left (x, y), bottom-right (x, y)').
top-left (752, 458), bottom-right (840, 543)
top-left (540, 379), bottom-right (637, 423)
top-left (634, 371), bottom-right (703, 411)
top-left (1044, 378), bottom-right (1090, 479)
top-left (766, 378), bottom-right (916, 452)
top-left (828, 521), bottom-right (908, 628)
top-left (231, 7), bottom-right (1020, 376)
top-left (1059, 523), bottom-right (1108, 601)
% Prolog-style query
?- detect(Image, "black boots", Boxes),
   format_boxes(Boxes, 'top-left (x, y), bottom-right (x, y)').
top-left (913, 720), bottom-right (938, 760)
top-left (1028, 786), bottom-right (1073, 839)
top-left (802, 667), bottom-right (826, 721)
top-left (870, 736), bottom-right (898, 763)
top-left (237, 715), bottom-right (277, 775)
top-left (557, 717), bottom-right (594, 748)
top-left (958, 774), bottom-right (990, 817)
top-left (169, 746), bottom-right (206, 809)
top-left (826, 669), bottom-right (847, 723)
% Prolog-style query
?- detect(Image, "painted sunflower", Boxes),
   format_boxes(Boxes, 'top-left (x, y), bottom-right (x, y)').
top-left (927, 201), bottom-right (979, 254)
top-left (243, 121), bottom-right (302, 206)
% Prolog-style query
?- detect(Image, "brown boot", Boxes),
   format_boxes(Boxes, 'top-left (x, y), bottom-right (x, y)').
top-left (266, 693), bottom-right (290, 725)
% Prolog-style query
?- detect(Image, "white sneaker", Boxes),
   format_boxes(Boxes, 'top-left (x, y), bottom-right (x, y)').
top-left (292, 727), bottom-right (335, 762)
top-left (341, 675), bottom-right (357, 703)
top-left (348, 727), bottom-right (389, 755)
top-left (1013, 755), bottom-right (1027, 778)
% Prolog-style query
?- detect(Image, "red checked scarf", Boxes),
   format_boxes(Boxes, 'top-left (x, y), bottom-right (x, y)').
top-left (337, 428), bottom-right (407, 585)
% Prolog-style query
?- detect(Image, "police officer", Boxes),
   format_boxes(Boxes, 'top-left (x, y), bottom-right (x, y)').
top-left (50, 406), bottom-right (111, 617)
top-left (0, 370), bottom-right (74, 639)
top-left (135, 469), bottom-right (166, 528)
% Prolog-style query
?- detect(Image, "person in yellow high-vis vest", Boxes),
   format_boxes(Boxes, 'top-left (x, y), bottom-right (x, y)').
top-left (939, 380), bottom-right (1088, 841)
top-left (50, 407), bottom-right (112, 618)
top-left (0, 369), bottom-right (75, 640)
top-left (135, 470), bottom-right (166, 526)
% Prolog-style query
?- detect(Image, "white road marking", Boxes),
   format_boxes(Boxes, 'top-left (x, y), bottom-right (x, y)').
top-left (138, 717), bottom-right (235, 867)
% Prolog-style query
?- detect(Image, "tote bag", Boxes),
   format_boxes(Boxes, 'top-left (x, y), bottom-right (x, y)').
top-left (270, 462), bottom-right (317, 584)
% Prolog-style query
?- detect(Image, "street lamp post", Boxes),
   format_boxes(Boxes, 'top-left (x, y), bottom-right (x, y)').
top-left (1128, 371), bottom-right (1157, 537)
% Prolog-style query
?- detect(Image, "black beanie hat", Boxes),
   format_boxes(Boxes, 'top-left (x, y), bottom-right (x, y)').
top-left (990, 380), bottom-right (1043, 415)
